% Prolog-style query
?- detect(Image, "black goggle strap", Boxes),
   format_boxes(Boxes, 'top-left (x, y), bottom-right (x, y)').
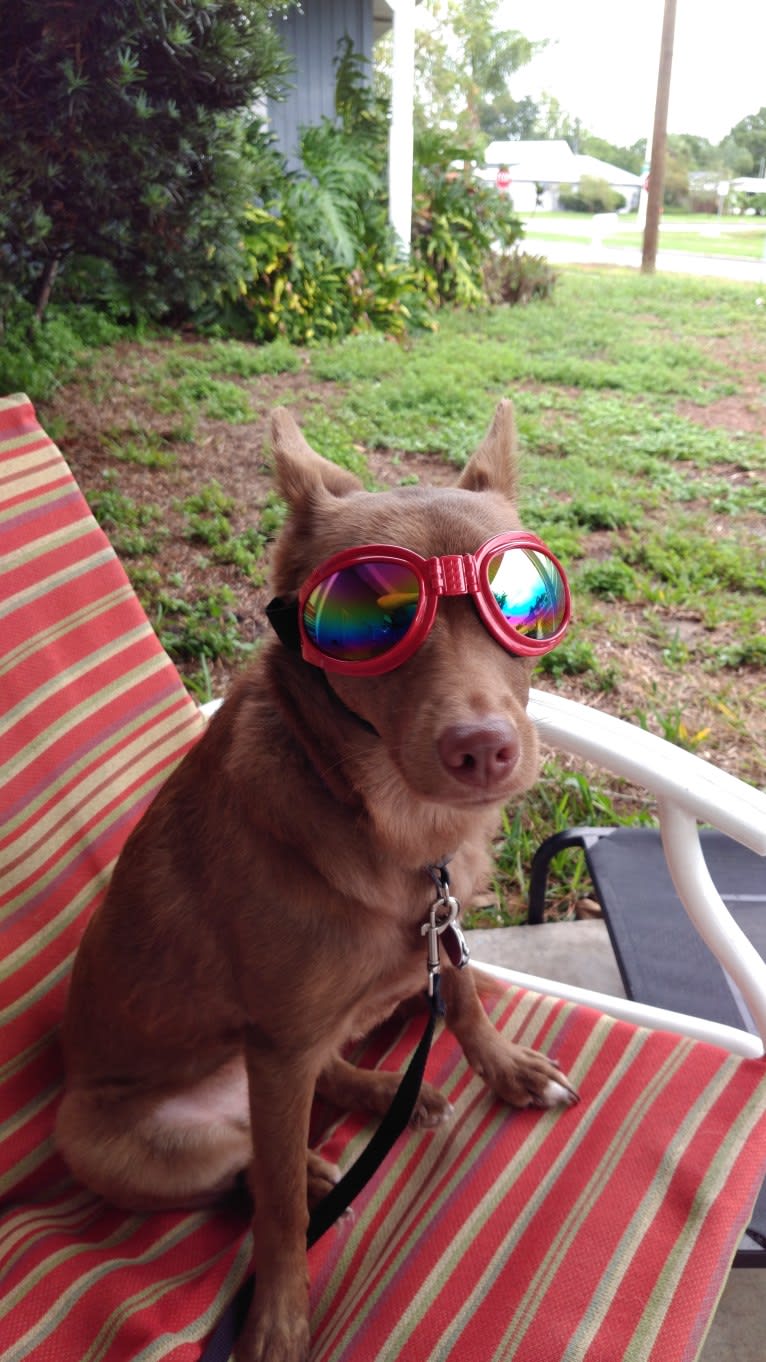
top-left (265, 595), bottom-right (302, 652)
top-left (264, 595), bottom-right (380, 736)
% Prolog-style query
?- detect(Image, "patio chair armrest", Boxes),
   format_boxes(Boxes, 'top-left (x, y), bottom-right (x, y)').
top-left (528, 687), bottom-right (766, 854)
top-left (529, 687), bottom-right (766, 1050)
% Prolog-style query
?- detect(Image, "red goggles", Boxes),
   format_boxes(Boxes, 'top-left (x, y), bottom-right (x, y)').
top-left (267, 533), bottom-right (571, 677)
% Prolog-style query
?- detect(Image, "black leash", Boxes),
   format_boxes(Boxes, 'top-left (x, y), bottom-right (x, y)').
top-left (308, 978), bottom-right (444, 1244)
top-left (199, 980), bottom-right (444, 1362)
top-left (199, 864), bottom-right (466, 1362)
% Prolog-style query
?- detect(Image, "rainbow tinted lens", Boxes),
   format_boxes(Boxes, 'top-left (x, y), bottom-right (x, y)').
top-left (487, 547), bottom-right (567, 640)
top-left (303, 561), bottom-right (421, 661)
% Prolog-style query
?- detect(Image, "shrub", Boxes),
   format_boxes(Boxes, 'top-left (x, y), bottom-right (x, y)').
top-left (1, 25), bottom-right (551, 353)
top-left (484, 249), bottom-right (557, 305)
top-left (0, 1), bottom-right (292, 322)
top-left (410, 131), bottom-right (524, 307)
top-left (689, 191), bottom-right (720, 214)
top-left (0, 299), bottom-right (125, 401)
top-left (559, 177), bottom-right (625, 213)
top-left (221, 41), bottom-right (433, 344)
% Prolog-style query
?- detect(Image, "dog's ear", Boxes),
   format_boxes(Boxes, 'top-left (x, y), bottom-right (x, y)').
top-left (457, 399), bottom-right (518, 500)
top-left (271, 407), bottom-right (362, 508)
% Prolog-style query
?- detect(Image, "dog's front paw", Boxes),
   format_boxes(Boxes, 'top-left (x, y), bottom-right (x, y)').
top-left (238, 1298), bottom-right (310, 1362)
top-left (410, 1079), bottom-right (453, 1129)
top-left (306, 1149), bottom-right (340, 1208)
top-left (479, 1042), bottom-right (579, 1110)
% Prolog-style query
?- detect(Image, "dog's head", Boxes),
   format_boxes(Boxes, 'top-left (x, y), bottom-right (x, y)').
top-left (266, 402), bottom-right (567, 823)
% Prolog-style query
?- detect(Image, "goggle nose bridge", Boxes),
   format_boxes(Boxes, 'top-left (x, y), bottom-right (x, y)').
top-left (427, 553), bottom-right (481, 597)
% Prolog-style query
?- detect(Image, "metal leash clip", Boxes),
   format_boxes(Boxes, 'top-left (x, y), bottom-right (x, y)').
top-left (421, 888), bottom-right (469, 995)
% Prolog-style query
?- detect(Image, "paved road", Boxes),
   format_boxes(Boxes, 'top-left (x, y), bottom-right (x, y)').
top-left (522, 234), bottom-right (766, 284)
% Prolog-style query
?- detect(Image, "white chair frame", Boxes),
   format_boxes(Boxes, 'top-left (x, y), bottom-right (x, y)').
top-left (478, 689), bottom-right (766, 1061)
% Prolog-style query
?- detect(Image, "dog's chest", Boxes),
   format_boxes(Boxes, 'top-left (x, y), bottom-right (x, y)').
top-left (339, 898), bottom-right (465, 1044)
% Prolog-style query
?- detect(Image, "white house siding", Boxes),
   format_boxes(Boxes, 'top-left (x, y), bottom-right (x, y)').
top-left (268, 0), bottom-right (374, 168)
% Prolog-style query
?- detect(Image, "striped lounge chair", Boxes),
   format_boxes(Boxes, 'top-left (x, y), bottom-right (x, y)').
top-left (2, 391), bottom-right (766, 1362)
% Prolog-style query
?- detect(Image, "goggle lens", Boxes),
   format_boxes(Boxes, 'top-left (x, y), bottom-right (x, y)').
top-left (488, 547), bottom-right (568, 641)
top-left (303, 562), bottom-right (421, 662)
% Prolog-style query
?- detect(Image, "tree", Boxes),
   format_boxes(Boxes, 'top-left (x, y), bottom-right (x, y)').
top-left (581, 136), bottom-right (643, 175)
top-left (476, 91), bottom-right (539, 142)
top-left (667, 133), bottom-right (717, 171)
top-left (0, 0), bottom-right (293, 319)
top-left (718, 137), bottom-right (754, 176)
top-left (530, 94), bottom-right (581, 146)
top-left (725, 108), bottom-right (766, 175)
top-left (662, 148), bottom-right (690, 207)
top-left (414, 0), bottom-right (543, 155)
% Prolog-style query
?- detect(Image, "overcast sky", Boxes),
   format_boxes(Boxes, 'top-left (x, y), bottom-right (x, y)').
top-left (496, 0), bottom-right (766, 149)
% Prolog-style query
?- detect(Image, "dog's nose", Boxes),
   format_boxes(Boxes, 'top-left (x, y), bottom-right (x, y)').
top-left (437, 720), bottom-right (519, 789)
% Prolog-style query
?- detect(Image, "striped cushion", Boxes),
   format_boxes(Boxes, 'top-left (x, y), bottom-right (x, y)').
top-left (2, 394), bottom-right (766, 1362)
top-left (309, 993), bottom-right (766, 1362)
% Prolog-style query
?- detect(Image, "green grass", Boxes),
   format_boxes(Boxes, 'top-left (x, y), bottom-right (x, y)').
top-left (104, 432), bottom-right (178, 469)
top-left (152, 583), bottom-right (255, 697)
top-left (50, 266), bottom-right (766, 919)
top-left (521, 210), bottom-right (766, 260)
top-left (86, 479), bottom-right (167, 557)
top-left (465, 759), bottom-right (655, 927)
top-left (606, 229), bottom-right (766, 259)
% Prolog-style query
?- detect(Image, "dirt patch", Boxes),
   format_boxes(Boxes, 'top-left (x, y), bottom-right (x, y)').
top-left (676, 392), bottom-right (766, 434)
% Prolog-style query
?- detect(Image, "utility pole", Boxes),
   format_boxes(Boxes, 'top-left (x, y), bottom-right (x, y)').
top-left (642, 0), bottom-right (678, 274)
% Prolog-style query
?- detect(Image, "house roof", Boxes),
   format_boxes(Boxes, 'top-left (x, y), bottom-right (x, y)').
top-left (572, 153), bottom-right (642, 188)
top-left (732, 176), bottom-right (766, 193)
top-left (484, 139), bottom-right (575, 181)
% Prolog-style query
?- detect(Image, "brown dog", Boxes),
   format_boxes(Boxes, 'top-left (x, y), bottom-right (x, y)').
top-left (56, 400), bottom-right (577, 1362)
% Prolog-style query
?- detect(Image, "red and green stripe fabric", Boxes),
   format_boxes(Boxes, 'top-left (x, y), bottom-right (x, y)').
top-left (2, 393), bottom-right (765, 1361)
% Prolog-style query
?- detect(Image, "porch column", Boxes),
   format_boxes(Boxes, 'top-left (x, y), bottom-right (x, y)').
top-left (387, 0), bottom-right (416, 254)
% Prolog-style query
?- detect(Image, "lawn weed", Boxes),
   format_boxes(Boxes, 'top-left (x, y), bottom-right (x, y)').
top-left (468, 759), bottom-right (655, 925)
top-left (86, 478), bottom-right (166, 557)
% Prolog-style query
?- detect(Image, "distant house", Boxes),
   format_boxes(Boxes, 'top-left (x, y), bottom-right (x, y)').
top-left (479, 139), bottom-right (643, 213)
top-left (731, 176), bottom-right (766, 204)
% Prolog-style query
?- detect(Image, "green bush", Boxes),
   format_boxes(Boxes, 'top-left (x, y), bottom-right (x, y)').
top-left (410, 131), bottom-right (524, 307)
top-left (220, 41), bottom-right (433, 344)
top-left (1, 28), bottom-right (552, 356)
top-left (484, 249), bottom-right (557, 305)
top-left (0, 2), bottom-right (292, 323)
top-left (225, 63), bottom-right (530, 343)
top-left (0, 300), bottom-right (123, 401)
top-left (559, 176), bottom-right (626, 213)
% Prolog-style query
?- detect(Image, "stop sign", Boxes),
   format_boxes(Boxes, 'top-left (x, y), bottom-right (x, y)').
top-left (496, 168), bottom-right (512, 192)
